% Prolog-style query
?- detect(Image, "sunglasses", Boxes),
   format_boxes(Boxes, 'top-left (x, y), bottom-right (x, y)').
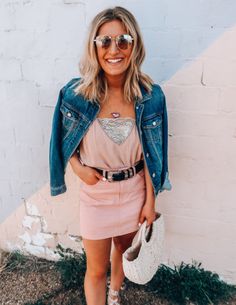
top-left (93, 34), bottom-right (134, 50)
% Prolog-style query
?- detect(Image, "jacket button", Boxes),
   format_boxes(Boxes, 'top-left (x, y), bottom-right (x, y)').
top-left (152, 121), bottom-right (156, 126)
top-left (146, 152), bottom-right (149, 157)
top-left (136, 106), bottom-right (139, 109)
top-left (67, 112), bottom-right (72, 117)
top-left (152, 173), bottom-right (156, 178)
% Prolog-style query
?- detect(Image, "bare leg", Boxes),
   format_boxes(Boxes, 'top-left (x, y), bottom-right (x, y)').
top-left (110, 243), bottom-right (125, 290)
top-left (82, 237), bottom-right (112, 305)
top-left (109, 231), bottom-right (138, 299)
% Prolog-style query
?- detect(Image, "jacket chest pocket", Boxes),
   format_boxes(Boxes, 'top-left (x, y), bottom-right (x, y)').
top-left (142, 113), bottom-right (162, 143)
top-left (60, 102), bottom-right (84, 140)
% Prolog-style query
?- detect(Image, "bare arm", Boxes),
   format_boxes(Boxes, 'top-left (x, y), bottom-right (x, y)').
top-left (138, 162), bottom-right (156, 225)
top-left (144, 162), bottom-right (155, 208)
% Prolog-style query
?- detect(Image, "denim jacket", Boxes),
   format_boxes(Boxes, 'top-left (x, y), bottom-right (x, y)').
top-left (49, 77), bottom-right (172, 197)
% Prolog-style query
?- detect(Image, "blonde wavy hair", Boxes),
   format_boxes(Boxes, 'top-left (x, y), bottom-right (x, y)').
top-left (73, 6), bottom-right (154, 104)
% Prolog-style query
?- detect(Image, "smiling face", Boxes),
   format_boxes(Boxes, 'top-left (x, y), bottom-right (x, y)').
top-left (95, 19), bottom-right (133, 80)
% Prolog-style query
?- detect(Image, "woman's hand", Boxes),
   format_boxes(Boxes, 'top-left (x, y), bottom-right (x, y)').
top-left (69, 152), bottom-right (104, 185)
top-left (77, 165), bottom-right (105, 185)
top-left (139, 202), bottom-right (156, 227)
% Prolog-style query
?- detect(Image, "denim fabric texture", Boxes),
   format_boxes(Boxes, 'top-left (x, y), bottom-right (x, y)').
top-left (49, 77), bottom-right (172, 197)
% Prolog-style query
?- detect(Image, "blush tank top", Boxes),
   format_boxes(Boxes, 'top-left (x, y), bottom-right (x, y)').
top-left (79, 117), bottom-right (143, 171)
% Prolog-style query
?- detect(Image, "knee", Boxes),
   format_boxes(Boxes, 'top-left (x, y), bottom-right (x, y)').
top-left (86, 263), bottom-right (109, 281)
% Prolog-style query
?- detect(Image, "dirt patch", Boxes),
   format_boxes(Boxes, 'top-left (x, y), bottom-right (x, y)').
top-left (0, 266), bottom-right (167, 305)
top-left (0, 250), bottom-right (235, 305)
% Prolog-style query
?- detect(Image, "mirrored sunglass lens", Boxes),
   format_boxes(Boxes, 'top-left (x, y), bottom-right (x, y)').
top-left (101, 36), bottom-right (111, 48)
top-left (117, 35), bottom-right (129, 49)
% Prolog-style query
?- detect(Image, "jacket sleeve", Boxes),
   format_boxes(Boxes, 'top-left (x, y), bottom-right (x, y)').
top-left (159, 92), bottom-right (172, 192)
top-left (49, 87), bottom-right (67, 196)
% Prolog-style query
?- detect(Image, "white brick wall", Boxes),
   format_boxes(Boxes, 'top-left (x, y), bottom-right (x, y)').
top-left (0, 0), bottom-right (236, 284)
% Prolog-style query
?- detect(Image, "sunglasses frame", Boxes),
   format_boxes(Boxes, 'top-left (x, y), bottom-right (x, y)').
top-left (93, 34), bottom-right (134, 50)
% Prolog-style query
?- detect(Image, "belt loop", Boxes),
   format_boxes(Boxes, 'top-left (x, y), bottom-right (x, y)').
top-left (107, 172), bottom-right (113, 182)
top-left (132, 165), bottom-right (136, 175)
top-left (128, 168), bottom-right (133, 177)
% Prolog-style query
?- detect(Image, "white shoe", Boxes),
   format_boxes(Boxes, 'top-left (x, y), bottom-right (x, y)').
top-left (107, 287), bottom-right (121, 305)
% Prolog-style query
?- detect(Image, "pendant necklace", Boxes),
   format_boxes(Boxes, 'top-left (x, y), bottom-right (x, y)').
top-left (109, 102), bottom-right (124, 118)
top-left (102, 96), bottom-right (126, 118)
top-left (111, 111), bottom-right (121, 118)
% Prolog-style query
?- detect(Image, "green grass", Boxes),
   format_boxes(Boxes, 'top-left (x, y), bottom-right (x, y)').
top-left (1, 250), bottom-right (28, 272)
top-left (54, 243), bottom-right (87, 290)
top-left (143, 260), bottom-right (236, 305)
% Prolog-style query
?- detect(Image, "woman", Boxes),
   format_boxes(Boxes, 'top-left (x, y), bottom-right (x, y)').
top-left (49, 6), bottom-right (171, 305)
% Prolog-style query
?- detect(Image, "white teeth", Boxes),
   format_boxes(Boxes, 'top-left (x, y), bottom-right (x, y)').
top-left (107, 58), bottom-right (123, 63)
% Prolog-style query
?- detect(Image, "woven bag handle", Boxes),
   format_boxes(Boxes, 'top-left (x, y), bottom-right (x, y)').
top-left (136, 220), bottom-right (149, 244)
top-left (136, 212), bottom-right (162, 244)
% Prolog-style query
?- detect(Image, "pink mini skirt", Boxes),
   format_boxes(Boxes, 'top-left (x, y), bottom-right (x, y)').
top-left (79, 168), bottom-right (146, 240)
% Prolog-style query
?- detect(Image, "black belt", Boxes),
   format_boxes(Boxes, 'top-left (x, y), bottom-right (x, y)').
top-left (92, 159), bottom-right (144, 182)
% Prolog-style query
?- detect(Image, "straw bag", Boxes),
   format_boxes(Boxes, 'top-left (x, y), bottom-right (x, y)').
top-left (122, 211), bottom-right (164, 285)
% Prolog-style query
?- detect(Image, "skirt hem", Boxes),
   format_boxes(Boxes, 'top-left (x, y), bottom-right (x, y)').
top-left (80, 225), bottom-right (140, 240)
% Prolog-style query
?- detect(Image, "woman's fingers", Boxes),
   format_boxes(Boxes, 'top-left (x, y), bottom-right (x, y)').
top-left (94, 170), bottom-right (106, 181)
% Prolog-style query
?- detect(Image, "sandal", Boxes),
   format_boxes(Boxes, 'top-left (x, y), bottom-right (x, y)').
top-left (107, 287), bottom-right (121, 305)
